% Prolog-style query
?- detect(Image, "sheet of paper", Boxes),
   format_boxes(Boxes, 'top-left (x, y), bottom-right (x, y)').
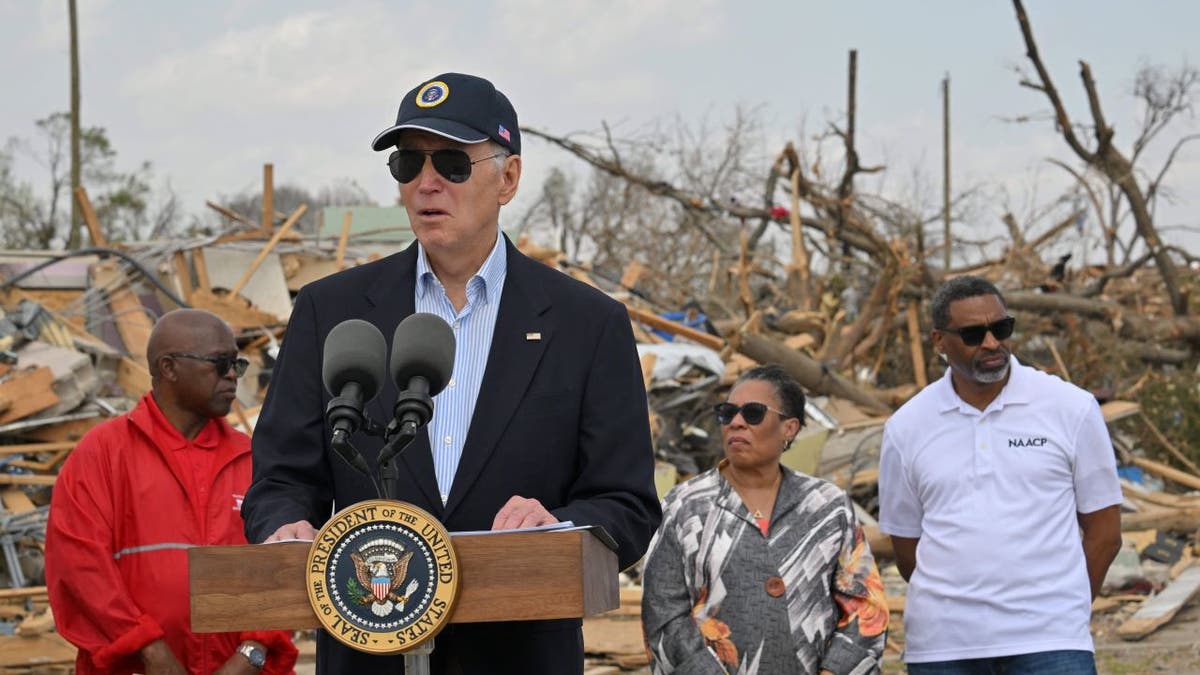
top-left (449, 520), bottom-right (576, 536)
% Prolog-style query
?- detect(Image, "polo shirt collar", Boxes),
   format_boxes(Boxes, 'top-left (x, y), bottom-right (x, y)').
top-left (934, 355), bottom-right (1030, 413)
top-left (415, 229), bottom-right (507, 304)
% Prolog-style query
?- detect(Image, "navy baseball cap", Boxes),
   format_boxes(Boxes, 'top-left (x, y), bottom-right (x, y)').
top-left (371, 73), bottom-right (520, 155)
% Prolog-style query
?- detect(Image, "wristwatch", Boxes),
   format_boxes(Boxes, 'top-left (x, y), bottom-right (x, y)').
top-left (237, 641), bottom-right (267, 669)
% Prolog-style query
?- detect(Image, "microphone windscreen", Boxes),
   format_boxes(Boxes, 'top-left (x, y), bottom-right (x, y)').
top-left (322, 319), bottom-right (388, 401)
top-left (390, 313), bottom-right (456, 396)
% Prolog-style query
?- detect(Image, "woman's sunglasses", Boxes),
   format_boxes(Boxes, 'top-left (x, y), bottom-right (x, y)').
top-left (714, 402), bottom-right (790, 426)
top-left (387, 149), bottom-right (505, 184)
top-left (938, 316), bottom-right (1016, 347)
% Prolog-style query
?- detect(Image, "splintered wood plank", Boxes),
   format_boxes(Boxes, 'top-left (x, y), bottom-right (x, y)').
top-left (118, 357), bottom-right (152, 398)
top-left (262, 163), bottom-right (274, 233)
top-left (619, 261), bottom-right (644, 289)
top-left (0, 587), bottom-right (47, 600)
top-left (1118, 564), bottom-right (1200, 640)
top-left (1121, 506), bottom-right (1200, 533)
top-left (0, 475), bottom-right (56, 486)
top-left (1129, 456), bottom-right (1200, 492)
top-left (1, 488), bottom-right (35, 514)
top-left (625, 306), bottom-right (724, 351)
top-left (0, 630), bottom-right (76, 667)
top-left (906, 302), bottom-right (927, 388)
top-left (0, 443), bottom-right (74, 457)
top-left (193, 248), bottom-right (212, 292)
top-left (10, 448), bottom-right (72, 472)
top-left (1100, 400), bottom-right (1140, 423)
top-left (188, 288), bottom-right (281, 330)
top-left (229, 204), bottom-right (306, 299)
top-left (172, 251), bottom-right (194, 303)
top-left (0, 368), bottom-right (59, 425)
top-left (639, 353), bottom-right (656, 391)
top-left (25, 416), bottom-right (102, 443)
top-left (90, 260), bottom-right (154, 360)
top-left (74, 186), bottom-right (107, 248)
top-left (206, 200), bottom-right (258, 229)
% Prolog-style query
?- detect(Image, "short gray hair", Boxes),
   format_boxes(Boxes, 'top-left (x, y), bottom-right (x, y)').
top-left (930, 276), bottom-right (1006, 329)
top-left (489, 141), bottom-right (511, 170)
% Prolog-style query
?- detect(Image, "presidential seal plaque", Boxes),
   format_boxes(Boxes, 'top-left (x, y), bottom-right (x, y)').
top-left (306, 499), bottom-right (459, 654)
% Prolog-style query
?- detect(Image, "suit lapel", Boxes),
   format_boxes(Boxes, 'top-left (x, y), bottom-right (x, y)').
top-left (362, 244), bottom-right (443, 513)
top-left (444, 240), bottom-right (550, 519)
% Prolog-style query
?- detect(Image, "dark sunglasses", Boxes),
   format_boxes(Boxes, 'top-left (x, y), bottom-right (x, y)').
top-left (939, 316), bottom-right (1016, 347)
top-left (169, 352), bottom-right (249, 377)
top-left (714, 401), bottom-right (790, 426)
top-left (387, 149), bottom-right (505, 184)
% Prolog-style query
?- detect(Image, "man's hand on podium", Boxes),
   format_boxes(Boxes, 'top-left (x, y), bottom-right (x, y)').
top-left (263, 520), bottom-right (318, 543)
top-left (491, 496), bottom-right (559, 530)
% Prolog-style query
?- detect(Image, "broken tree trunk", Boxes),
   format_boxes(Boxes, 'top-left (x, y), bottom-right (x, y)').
top-left (1004, 290), bottom-right (1200, 346)
top-left (735, 332), bottom-right (891, 414)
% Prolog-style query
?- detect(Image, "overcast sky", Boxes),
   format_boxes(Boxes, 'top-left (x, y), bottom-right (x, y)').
top-left (2, 1), bottom-right (1198, 257)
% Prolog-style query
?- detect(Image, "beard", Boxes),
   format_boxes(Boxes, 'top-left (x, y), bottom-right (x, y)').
top-left (970, 349), bottom-right (1011, 383)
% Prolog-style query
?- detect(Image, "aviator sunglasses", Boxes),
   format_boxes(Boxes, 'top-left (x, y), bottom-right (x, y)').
top-left (938, 316), bottom-right (1016, 346)
top-left (168, 352), bottom-right (250, 377)
top-left (714, 402), bottom-right (791, 426)
top-left (387, 149), bottom-right (505, 184)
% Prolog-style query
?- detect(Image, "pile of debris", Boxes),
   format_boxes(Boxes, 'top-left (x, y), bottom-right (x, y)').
top-left (0, 173), bottom-right (1195, 670)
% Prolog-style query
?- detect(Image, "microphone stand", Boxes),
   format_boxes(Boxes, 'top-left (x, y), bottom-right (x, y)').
top-left (377, 379), bottom-right (436, 674)
top-left (377, 377), bottom-right (434, 501)
top-left (377, 420), bottom-right (416, 502)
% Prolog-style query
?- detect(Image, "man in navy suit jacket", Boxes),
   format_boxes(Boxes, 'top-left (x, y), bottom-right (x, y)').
top-left (241, 72), bottom-right (661, 674)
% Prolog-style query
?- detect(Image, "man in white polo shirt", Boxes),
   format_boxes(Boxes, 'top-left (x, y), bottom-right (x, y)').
top-left (879, 276), bottom-right (1122, 674)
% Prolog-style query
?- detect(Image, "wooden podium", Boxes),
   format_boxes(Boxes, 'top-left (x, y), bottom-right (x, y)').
top-left (189, 528), bottom-right (619, 633)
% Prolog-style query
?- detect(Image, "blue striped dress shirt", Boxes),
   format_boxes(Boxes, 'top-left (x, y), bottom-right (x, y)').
top-left (414, 233), bottom-right (507, 504)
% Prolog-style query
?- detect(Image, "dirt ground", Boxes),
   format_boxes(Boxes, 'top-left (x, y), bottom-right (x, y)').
top-left (293, 597), bottom-right (1199, 674)
top-left (880, 595), bottom-right (1200, 675)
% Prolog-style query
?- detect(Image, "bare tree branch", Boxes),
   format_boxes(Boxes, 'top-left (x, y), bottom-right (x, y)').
top-left (1011, 0), bottom-right (1188, 315)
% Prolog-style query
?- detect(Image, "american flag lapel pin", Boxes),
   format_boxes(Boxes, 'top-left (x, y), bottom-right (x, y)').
top-left (525, 332), bottom-right (541, 341)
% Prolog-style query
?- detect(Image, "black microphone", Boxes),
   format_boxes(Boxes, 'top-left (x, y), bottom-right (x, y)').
top-left (386, 313), bottom-right (455, 444)
top-left (322, 319), bottom-right (387, 475)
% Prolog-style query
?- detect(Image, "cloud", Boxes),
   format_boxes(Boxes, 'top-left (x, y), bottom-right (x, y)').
top-left (494, 0), bottom-right (726, 111)
top-left (499, 0), bottom-right (722, 73)
top-left (121, 3), bottom-right (468, 127)
top-left (31, 0), bottom-right (112, 51)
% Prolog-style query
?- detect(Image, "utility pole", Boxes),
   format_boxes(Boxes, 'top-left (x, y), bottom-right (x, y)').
top-left (68, 0), bottom-right (82, 249)
top-left (942, 73), bottom-right (951, 271)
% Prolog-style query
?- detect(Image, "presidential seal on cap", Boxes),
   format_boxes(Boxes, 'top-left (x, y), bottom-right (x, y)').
top-left (371, 72), bottom-right (521, 154)
top-left (306, 500), bottom-right (459, 654)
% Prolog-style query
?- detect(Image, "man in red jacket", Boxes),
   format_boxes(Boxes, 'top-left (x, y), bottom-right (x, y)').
top-left (46, 309), bottom-right (297, 675)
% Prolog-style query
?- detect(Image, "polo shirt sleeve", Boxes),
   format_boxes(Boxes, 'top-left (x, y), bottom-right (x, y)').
top-left (878, 423), bottom-right (923, 538)
top-left (1072, 398), bottom-right (1122, 514)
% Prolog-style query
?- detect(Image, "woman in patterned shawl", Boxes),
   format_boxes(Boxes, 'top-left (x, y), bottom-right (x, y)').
top-left (642, 364), bottom-right (888, 675)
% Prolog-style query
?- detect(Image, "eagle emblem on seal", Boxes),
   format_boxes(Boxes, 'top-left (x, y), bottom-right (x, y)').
top-left (349, 540), bottom-right (420, 617)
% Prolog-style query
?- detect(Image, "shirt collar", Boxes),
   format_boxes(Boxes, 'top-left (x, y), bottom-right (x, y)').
top-left (415, 230), bottom-right (507, 303)
top-left (139, 393), bottom-right (223, 450)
